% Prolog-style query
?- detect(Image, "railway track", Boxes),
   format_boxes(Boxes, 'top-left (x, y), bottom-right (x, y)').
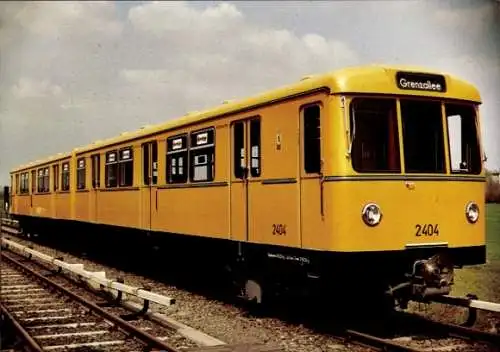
top-left (0, 249), bottom-right (280, 352)
top-left (2, 219), bottom-right (499, 352)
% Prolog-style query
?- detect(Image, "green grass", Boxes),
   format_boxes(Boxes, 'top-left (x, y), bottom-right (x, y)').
top-left (452, 203), bottom-right (500, 302)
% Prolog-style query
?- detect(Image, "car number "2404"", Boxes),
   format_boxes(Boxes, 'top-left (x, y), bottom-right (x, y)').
top-left (415, 224), bottom-right (439, 237)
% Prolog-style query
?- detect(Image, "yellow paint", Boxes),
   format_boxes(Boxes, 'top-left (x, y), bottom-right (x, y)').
top-left (8, 64), bottom-right (485, 256)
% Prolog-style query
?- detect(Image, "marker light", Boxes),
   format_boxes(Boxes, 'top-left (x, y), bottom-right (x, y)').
top-left (362, 203), bottom-right (382, 226)
top-left (465, 202), bottom-right (479, 223)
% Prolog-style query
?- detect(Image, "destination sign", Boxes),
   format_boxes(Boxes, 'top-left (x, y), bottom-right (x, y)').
top-left (396, 72), bottom-right (446, 93)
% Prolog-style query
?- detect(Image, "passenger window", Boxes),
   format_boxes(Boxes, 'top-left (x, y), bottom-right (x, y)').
top-left (143, 144), bottom-right (150, 185)
top-left (250, 119), bottom-right (261, 177)
top-left (105, 151), bottom-right (118, 187)
top-left (77, 158), bottom-right (86, 190)
top-left (401, 99), bottom-right (445, 173)
top-left (20, 173), bottom-right (25, 194)
top-left (167, 135), bottom-right (188, 183)
top-left (119, 148), bottom-right (133, 187)
top-left (62, 162), bottom-right (70, 191)
top-left (190, 128), bottom-right (215, 182)
top-left (43, 167), bottom-right (49, 192)
top-left (303, 105), bottom-right (321, 174)
top-left (152, 142), bottom-right (158, 185)
top-left (91, 154), bottom-right (100, 188)
top-left (31, 170), bottom-right (36, 194)
top-left (15, 174), bottom-right (19, 194)
top-left (350, 98), bottom-right (401, 173)
top-left (53, 164), bottom-right (59, 191)
top-left (233, 122), bottom-right (245, 179)
top-left (37, 169), bottom-right (44, 193)
top-left (446, 104), bottom-right (481, 175)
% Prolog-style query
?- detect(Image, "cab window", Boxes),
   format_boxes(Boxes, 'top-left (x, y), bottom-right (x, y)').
top-left (350, 98), bottom-right (401, 173)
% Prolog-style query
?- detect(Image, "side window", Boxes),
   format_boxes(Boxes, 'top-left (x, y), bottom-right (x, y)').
top-left (15, 174), bottom-right (19, 194)
top-left (167, 134), bottom-right (188, 183)
top-left (143, 142), bottom-right (158, 186)
top-left (91, 154), bottom-right (100, 188)
top-left (446, 104), bottom-right (481, 175)
top-left (105, 151), bottom-right (118, 188)
top-left (21, 172), bottom-right (29, 194)
top-left (119, 148), bottom-right (133, 187)
top-left (31, 170), bottom-right (36, 194)
top-left (303, 104), bottom-right (321, 174)
top-left (62, 162), bottom-right (70, 191)
top-left (143, 143), bottom-right (150, 186)
top-left (233, 122), bottom-right (245, 179)
top-left (53, 164), bottom-right (59, 191)
top-left (43, 167), bottom-right (49, 192)
top-left (77, 158), bottom-right (86, 190)
top-left (20, 173), bottom-right (25, 194)
top-left (250, 119), bottom-right (261, 177)
top-left (190, 128), bottom-right (215, 182)
top-left (37, 169), bottom-right (44, 193)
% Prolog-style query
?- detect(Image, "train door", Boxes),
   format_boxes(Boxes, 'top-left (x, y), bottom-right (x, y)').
top-left (230, 117), bottom-right (261, 242)
top-left (30, 170), bottom-right (36, 215)
top-left (90, 154), bottom-right (100, 222)
top-left (141, 141), bottom-right (158, 230)
top-left (299, 103), bottom-right (325, 250)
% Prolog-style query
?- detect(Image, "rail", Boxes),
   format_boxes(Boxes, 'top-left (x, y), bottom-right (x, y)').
top-left (0, 236), bottom-right (175, 311)
top-left (1, 251), bottom-right (184, 352)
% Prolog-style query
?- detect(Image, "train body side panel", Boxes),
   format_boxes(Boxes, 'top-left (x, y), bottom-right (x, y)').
top-left (55, 192), bottom-right (71, 220)
top-left (96, 190), bottom-right (141, 228)
top-left (31, 194), bottom-right (52, 218)
top-left (14, 195), bottom-right (30, 216)
top-left (74, 191), bottom-right (90, 222)
top-left (154, 186), bottom-right (230, 238)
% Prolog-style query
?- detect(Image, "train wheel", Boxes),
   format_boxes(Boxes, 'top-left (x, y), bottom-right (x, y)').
top-left (244, 279), bottom-right (263, 304)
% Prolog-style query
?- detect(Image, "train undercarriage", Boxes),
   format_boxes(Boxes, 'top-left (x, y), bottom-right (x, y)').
top-left (8, 214), bottom-right (486, 314)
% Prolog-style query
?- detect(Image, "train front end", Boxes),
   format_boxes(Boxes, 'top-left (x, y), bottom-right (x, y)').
top-left (328, 68), bottom-right (486, 307)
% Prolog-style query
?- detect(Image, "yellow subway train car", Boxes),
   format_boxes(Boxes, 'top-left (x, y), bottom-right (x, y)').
top-left (8, 65), bottom-right (486, 307)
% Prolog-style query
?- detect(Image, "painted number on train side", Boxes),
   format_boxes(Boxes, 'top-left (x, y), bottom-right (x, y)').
top-left (272, 224), bottom-right (287, 236)
top-left (415, 224), bottom-right (439, 237)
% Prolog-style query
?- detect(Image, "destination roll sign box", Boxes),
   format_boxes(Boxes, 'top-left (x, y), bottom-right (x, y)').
top-left (396, 71), bottom-right (447, 93)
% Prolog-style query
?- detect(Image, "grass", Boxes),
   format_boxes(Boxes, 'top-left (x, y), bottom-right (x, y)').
top-left (452, 203), bottom-right (500, 302)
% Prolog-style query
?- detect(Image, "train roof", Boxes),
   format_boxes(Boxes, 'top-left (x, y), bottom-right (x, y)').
top-left (10, 64), bottom-right (481, 173)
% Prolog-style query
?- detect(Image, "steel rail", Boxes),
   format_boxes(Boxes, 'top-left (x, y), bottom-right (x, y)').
top-left (396, 311), bottom-right (500, 346)
top-left (0, 302), bottom-right (44, 352)
top-left (1, 251), bottom-right (183, 352)
top-left (344, 329), bottom-right (425, 352)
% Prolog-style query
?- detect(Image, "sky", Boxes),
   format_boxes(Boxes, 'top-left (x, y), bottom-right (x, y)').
top-left (0, 0), bottom-right (499, 185)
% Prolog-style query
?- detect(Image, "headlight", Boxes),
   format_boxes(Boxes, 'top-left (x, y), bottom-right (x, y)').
top-left (465, 202), bottom-right (479, 223)
top-left (362, 203), bottom-right (382, 226)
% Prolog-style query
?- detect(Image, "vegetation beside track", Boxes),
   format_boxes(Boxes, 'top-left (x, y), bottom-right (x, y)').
top-left (486, 170), bottom-right (500, 203)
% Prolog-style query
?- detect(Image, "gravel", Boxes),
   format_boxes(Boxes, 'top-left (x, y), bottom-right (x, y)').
top-left (3, 233), bottom-right (500, 352)
top-left (2, 234), bottom-right (363, 352)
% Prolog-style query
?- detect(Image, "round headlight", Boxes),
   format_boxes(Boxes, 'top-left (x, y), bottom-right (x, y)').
top-left (465, 202), bottom-right (479, 223)
top-left (362, 203), bottom-right (382, 226)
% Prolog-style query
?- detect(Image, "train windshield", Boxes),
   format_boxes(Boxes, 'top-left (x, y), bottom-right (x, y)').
top-left (349, 97), bottom-right (482, 175)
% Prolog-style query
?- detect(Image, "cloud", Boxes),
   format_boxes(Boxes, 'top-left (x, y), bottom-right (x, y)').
top-left (13, 1), bottom-right (123, 38)
top-left (123, 1), bottom-right (357, 109)
top-left (11, 78), bottom-right (63, 99)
